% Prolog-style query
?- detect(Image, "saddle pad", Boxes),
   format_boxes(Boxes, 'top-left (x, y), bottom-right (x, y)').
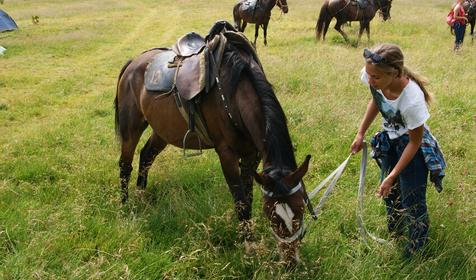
top-left (244, 0), bottom-right (257, 8)
top-left (144, 50), bottom-right (176, 92)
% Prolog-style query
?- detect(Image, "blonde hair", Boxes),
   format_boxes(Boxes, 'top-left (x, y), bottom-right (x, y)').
top-left (365, 43), bottom-right (433, 104)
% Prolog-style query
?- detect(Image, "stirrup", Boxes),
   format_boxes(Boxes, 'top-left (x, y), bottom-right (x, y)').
top-left (182, 129), bottom-right (203, 157)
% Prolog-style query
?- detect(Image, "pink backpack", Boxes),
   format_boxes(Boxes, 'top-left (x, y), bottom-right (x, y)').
top-left (446, 10), bottom-right (454, 26)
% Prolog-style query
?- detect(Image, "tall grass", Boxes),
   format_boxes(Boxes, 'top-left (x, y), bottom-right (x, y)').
top-left (0, 0), bottom-right (475, 278)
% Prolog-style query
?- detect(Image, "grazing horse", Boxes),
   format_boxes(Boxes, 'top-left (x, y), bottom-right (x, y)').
top-left (233, 0), bottom-right (289, 46)
top-left (114, 21), bottom-right (311, 265)
top-left (315, 0), bottom-right (392, 44)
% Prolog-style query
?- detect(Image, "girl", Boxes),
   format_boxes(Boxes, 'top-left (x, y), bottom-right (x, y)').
top-left (351, 44), bottom-right (446, 257)
top-left (452, 0), bottom-right (468, 51)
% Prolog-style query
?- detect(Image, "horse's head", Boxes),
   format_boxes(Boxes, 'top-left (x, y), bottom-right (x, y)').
top-left (276, 0), bottom-right (289, 14)
top-left (254, 155), bottom-right (311, 266)
top-left (377, 0), bottom-right (392, 21)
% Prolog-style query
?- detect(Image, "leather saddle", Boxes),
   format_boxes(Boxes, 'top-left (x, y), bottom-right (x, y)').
top-left (144, 30), bottom-right (224, 100)
top-left (351, 0), bottom-right (369, 9)
top-left (144, 21), bottom-right (258, 100)
top-left (143, 21), bottom-right (261, 153)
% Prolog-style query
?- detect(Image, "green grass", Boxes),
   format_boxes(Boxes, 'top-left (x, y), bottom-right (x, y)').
top-left (1, 0), bottom-right (475, 278)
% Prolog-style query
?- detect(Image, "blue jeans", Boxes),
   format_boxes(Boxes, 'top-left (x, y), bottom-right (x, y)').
top-left (453, 22), bottom-right (466, 45)
top-left (383, 136), bottom-right (429, 253)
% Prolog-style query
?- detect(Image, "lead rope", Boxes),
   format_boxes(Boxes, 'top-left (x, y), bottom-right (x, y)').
top-left (274, 142), bottom-right (391, 244)
top-left (356, 142), bottom-right (388, 244)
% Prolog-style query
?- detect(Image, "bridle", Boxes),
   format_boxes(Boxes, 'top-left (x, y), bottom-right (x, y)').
top-left (259, 167), bottom-right (317, 243)
top-left (259, 144), bottom-right (392, 246)
top-left (260, 152), bottom-right (352, 244)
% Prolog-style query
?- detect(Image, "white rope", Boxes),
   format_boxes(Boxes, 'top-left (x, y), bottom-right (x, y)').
top-left (356, 142), bottom-right (389, 245)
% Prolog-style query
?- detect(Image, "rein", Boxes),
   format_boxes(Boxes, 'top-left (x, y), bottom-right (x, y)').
top-left (356, 142), bottom-right (388, 244)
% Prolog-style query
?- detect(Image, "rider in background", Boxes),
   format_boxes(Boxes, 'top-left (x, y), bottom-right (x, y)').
top-left (351, 44), bottom-right (446, 258)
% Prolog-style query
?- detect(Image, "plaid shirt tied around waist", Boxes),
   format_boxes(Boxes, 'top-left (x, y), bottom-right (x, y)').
top-left (370, 128), bottom-right (446, 192)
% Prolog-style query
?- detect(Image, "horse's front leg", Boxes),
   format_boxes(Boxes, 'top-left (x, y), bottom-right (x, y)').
top-left (471, 21), bottom-right (475, 37)
top-left (215, 145), bottom-right (253, 240)
top-left (241, 21), bottom-right (248, 32)
top-left (263, 20), bottom-right (269, 46)
top-left (365, 21), bottom-right (371, 43)
top-left (357, 21), bottom-right (365, 45)
top-left (254, 24), bottom-right (260, 46)
top-left (239, 152), bottom-right (260, 220)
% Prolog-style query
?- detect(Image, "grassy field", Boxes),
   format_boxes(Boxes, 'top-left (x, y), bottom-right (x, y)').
top-left (1, 0), bottom-right (475, 278)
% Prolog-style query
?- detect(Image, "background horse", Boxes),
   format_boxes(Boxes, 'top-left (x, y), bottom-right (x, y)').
top-left (233, 0), bottom-right (288, 46)
top-left (315, 0), bottom-right (392, 44)
top-left (114, 23), bottom-right (310, 265)
top-left (464, 0), bottom-right (476, 37)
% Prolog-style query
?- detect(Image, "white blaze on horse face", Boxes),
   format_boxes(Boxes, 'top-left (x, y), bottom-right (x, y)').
top-left (275, 203), bottom-right (295, 233)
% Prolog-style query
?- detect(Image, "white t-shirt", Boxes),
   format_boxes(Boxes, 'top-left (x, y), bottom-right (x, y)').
top-left (360, 68), bottom-right (429, 139)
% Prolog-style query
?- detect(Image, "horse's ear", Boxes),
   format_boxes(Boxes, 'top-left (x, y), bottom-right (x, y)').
top-left (290, 155), bottom-right (311, 182)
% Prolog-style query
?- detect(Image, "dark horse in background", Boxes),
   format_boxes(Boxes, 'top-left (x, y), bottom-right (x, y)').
top-left (233, 0), bottom-right (289, 46)
top-left (316, 0), bottom-right (392, 44)
top-left (115, 21), bottom-right (311, 265)
top-left (464, 0), bottom-right (476, 38)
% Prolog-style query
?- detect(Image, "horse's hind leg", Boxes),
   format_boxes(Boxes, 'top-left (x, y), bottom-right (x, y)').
top-left (119, 122), bottom-right (147, 203)
top-left (137, 132), bottom-right (167, 189)
top-left (117, 94), bottom-right (148, 202)
top-left (323, 18), bottom-right (332, 40)
top-left (335, 20), bottom-right (349, 42)
top-left (254, 24), bottom-right (260, 46)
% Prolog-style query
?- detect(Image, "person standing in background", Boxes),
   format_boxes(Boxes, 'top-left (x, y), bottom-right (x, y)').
top-left (452, 0), bottom-right (468, 51)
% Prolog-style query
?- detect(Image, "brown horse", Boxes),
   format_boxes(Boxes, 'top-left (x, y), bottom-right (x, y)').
top-left (233, 0), bottom-right (289, 46)
top-left (315, 0), bottom-right (392, 44)
top-left (114, 22), bottom-right (311, 265)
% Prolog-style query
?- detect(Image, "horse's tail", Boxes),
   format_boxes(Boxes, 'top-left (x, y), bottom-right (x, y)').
top-left (316, 1), bottom-right (330, 40)
top-left (114, 59), bottom-right (133, 140)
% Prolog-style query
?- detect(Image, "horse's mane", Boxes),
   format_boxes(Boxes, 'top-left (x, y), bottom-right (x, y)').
top-left (222, 45), bottom-right (297, 170)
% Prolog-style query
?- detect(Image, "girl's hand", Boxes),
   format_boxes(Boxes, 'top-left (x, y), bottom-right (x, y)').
top-left (376, 175), bottom-right (396, 198)
top-left (351, 134), bottom-right (364, 154)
